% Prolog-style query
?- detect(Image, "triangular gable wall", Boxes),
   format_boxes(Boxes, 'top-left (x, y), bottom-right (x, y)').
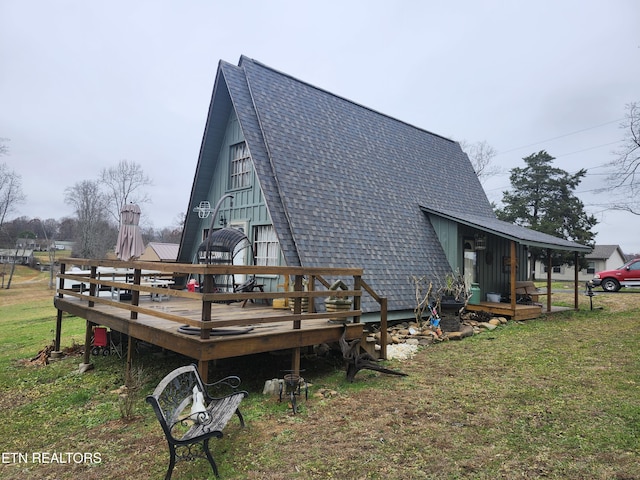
top-left (180, 56), bottom-right (502, 312)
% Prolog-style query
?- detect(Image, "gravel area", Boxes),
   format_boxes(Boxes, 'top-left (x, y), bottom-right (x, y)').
top-left (385, 343), bottom-right (420, 360)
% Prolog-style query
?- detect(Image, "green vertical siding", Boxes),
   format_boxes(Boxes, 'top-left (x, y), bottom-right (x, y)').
top-left (429, 215), bottom-right (459, 271)
top-left (428, 214), bottom-right (531, 301)
top-left (188, 111), bottom-right (284, 292)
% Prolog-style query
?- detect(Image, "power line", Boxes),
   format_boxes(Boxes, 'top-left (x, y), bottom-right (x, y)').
top-left (496, 118), bottom-right (624, 156)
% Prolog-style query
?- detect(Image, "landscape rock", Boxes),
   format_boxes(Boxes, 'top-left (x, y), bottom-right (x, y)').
top-left (479, 322), bottom-right (497, 331)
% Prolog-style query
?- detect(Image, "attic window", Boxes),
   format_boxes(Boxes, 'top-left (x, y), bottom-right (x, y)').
top-left (230, 142), bottom-right (251, 189)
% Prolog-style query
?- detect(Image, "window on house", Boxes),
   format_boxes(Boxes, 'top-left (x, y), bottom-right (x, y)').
top-left (230, 142), bottom-right (251, 189)
top-left (254, 225), bottom-right (279, 266)
top-left (587, 262), bottom-right (595, 274)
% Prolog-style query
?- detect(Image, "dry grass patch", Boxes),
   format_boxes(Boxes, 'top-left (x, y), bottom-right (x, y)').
top-left (1, 268), bottom-right (638, 479)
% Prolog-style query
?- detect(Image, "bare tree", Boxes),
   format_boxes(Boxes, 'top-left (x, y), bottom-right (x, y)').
top-left (0, 137), bottom-right (9, 156)
top-left (64, 180), bottom-right (115, 258)
top-left (605, 102), bottom-right (640, 214)
top-left (0, 163), bottom-right (26, 228)
top-left (459, 140), bottom-right (500, 183)
top-left (100, 159), bottom-right (152, 225)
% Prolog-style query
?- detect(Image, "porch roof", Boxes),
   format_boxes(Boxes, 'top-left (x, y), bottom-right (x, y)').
top-left (421, 206), bottom-right (592, 253)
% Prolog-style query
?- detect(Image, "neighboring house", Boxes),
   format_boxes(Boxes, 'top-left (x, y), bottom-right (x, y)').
top-left (177, 56), bottom-right (590, 318)
top-left (534, 244), bottom-right (627, 282)
top-left (16, 237), bottom-right (51, 252)
top-left (0, 248), bottom-right (34, 264)
top-left (139, 242), bottom-right (179, 262)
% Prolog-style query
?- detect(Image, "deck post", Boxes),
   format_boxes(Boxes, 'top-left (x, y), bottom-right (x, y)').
top-left (353, 275), bottom-right (362, 324)
top-left (291, 274), bottom-right (303, 374)
top-left (201, 274), bottom-right (214, 340)
top-left (130, 268), bottom-right (141, 320)
top-left (82, 320), bottom-right (93, 366)
top-left (380, 297), bottom-right (388, 360)
top-left (54, 262), bottom-right (66, 351)
top-left (88, 266), bottom-right (97, 308)
top-left (126, 336), bottom-right (136, 382)
top-left (198, 360), bottom-right (209, 383)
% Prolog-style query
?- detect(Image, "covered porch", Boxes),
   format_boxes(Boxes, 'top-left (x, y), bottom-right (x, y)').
top-left (423, 206), bottom-right (592, 320)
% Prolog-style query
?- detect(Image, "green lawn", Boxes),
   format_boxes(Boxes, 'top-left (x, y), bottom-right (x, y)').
top-left (0, 266), bottom-right (639, 479)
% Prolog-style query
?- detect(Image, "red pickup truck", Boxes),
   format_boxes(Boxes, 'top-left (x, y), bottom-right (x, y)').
top-left (591, 258), bottom-right (640, 292)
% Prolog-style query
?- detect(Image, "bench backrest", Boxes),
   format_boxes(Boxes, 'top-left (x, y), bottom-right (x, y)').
top-left (147, 365), bottom-right (206, 437)
top-left (515, 281), bottom-right (539, 295)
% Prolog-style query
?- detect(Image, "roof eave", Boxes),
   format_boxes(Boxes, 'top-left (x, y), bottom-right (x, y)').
top-left (421, 206), bottom-right (591, 253)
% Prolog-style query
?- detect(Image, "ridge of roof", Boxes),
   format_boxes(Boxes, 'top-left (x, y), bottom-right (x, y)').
top-left (238, 55), bottom-right (456, 144)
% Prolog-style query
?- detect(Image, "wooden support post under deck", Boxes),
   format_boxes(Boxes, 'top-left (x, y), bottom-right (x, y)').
top-left (83, 320), bottom-right (93, 366)
top-left (54, 262), bottom-right (66, 351)
top-left (291, 275), bottom-right (303, 374)
top-left (198, 360), bottom-right (209, 383)
top-left (126, 336), bottom-right (136, 383)
top-left (379, 297), bottom-right (388, 360)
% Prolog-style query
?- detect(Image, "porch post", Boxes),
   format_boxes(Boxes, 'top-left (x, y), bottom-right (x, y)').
top-left (546, 249), bottom-right (552, 313)
top-left (510, 241), bottom-right (517, 313)
top-left (574, 250), bottom-right (579, 310)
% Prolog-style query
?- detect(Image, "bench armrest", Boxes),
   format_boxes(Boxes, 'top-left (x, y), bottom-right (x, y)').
top-left (203, 375), bottom-right (243, 401)
top-left (205, 375), bottom-right (242, 390)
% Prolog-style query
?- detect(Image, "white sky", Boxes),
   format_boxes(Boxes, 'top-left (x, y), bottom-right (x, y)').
top-left (1, 0), bottom-right (639, 254)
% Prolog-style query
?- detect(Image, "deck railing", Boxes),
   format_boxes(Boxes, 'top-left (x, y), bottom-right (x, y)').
top-left (55, 258), bottom-right (388, 358)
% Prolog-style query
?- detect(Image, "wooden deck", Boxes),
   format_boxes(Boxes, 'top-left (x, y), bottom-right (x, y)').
top-left (55, 295), bottom-right (364, 360)
top-left (54, 259), bottom-right (387, 381)
top-left (465, 301), bottom-right (543, 320)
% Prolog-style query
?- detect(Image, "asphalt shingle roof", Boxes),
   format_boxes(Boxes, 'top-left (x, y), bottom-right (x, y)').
top-left (182, 56), bottom-right (589, 312)
top-left (228, 56), bottom-right (496, 311)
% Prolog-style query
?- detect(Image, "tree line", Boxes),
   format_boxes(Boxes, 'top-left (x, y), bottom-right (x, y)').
top-left (0, 157), bottom-right (184, 259)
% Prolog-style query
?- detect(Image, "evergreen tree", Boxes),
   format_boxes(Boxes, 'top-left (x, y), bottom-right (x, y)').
top-left (496, 151), bottom-right (597, 279)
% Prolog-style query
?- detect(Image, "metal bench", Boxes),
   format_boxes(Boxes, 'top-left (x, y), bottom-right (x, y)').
top-left (146, 364), bottom-right (248, 479)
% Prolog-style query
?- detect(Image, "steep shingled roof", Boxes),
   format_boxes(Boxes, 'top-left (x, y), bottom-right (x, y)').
top-left (180, 56), bottom-right (587, 312)
top-left (228, 56), bottom-right (493, 310)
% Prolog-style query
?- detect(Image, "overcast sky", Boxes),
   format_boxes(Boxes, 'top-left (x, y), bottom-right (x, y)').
top-left (1, 1), bottom-right (639, 254)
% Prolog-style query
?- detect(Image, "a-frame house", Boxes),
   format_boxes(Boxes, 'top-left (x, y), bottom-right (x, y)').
top-left (178, 56), bottom-right (590, 320)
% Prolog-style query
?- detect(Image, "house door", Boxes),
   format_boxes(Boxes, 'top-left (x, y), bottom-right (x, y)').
top-left (463, 239), bottom-right (477, 287)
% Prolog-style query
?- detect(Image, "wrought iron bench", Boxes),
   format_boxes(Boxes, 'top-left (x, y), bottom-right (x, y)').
top-left (146, 364), bottom-right (248, 479)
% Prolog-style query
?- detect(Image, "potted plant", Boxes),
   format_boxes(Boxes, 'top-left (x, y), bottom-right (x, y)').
top-left (436, 270), bottom-right (470, 313)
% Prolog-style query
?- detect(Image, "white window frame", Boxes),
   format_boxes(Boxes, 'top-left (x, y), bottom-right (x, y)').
top-left (230, 142), bottom-right (251, 190)
top-left (254, 225), bottom-right (279, 267)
